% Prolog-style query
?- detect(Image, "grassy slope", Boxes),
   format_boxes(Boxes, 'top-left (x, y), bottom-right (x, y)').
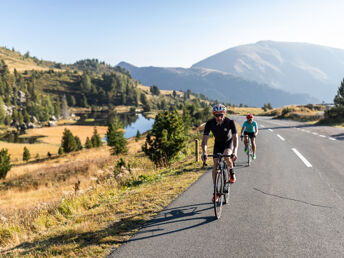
top-left (0, 129), bottom-right (213, 257)
top-left (0, 47), bottom-right (60, 72)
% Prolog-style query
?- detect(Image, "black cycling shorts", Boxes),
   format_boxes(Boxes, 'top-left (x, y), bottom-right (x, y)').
top-left (244, 131), bottom-right (256, 138)
top-left (213, 140), bottom-right (232, 155)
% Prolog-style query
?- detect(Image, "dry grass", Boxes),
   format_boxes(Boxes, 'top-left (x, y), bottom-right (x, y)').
top-left (25, 125), bottom-right (108, 145)
top-left (230, 106), bottom-right (266, 116)
top-left (0, 48), bottom-right (62, 72)
top-left (1, 125), bottom-right (108, 163)
top-left (0, 131), bottom-right (213, 257)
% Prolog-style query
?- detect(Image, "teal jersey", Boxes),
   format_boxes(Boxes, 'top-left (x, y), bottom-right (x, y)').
top-left (242, 120), bottom-right (258, 133)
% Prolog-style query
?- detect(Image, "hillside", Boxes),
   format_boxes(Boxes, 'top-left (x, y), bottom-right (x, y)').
top-left (0, 47), bottom-right (211, 129)
top-left (192, 40), bottom-right (344, 102)
top-left (118, 61), bottom-right (317, 107)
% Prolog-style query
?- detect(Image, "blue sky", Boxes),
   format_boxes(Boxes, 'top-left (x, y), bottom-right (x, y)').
top-left (1, 0), bottom-right (344, 67)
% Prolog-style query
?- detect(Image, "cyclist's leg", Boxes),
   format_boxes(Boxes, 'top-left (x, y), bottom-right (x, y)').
top-left (251, 135), bottom-right (256, 154)
top-left (243, 132), bottom-right (249, 151)
top-left (212, 142), bottom-right (223, 184)
top-left (223, 141), bottom-right (236, 183)
top-left (212, 158), bottom-right (219, 183)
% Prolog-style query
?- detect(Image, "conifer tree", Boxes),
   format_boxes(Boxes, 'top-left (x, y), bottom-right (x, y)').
top-left (0, 148), bottom-right (12, 179)
top-left (91, 127), bottom-right (102, 147)
top-left (61, 128), bottom-right (77, 153)
top-left (143, 110), bottom-right (187, 166)
top-left (0, 96), bottom-right (5, 124)
top-left (85, 136), bottom-right (93, 149)
top-left (74, 136), bottom-right (83, 150)
top-left (135, 130), bottom-right (141, 142)
top-left (334, 78), bottom-right (344, 106)
top-left (23, 146), bottom-right (31, 161)
top-left (107, 116), bottom-right (127, 155)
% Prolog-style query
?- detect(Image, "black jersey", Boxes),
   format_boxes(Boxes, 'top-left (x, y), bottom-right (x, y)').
top-left (203, 117), bottom-right (237, 143)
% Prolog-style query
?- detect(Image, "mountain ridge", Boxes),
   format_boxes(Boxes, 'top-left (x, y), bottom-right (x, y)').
top-left (192, 40), bottom-right (344, 102)
top-left (118, 61), bottom-right (318, 107)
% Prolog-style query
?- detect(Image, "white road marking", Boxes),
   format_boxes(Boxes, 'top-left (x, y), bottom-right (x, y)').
top-left (261, 125), bottom-right (265, 128)
top-left (319, 135), bottom-right (326, 138)
top-left (305, 130), bottom-right (310, 133)
top-left (312, 132), bottom-right (319, 136)
top-left (292, 148), bottom-right (312, 168)
top-left (268, 129), bottom-right (273, 132)
top-left (277, 134), bottom-right (285, 141)
top-left (329, 137), bottom-right (336, 141)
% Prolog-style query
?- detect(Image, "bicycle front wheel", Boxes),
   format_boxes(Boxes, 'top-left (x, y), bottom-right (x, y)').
top-left (214, 170), bottom-right (224, 219)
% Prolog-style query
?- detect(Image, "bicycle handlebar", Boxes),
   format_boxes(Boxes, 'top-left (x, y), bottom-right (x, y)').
top-left (202, 153), bottom-right (234, 167)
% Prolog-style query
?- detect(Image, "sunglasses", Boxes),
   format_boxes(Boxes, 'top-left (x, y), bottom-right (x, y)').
top-left (215, 114), bottom-right (224, 118)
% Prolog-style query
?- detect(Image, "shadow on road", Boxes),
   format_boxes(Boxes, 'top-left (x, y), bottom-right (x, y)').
top-left (253, 188), bottom-right (334, 209)
top-left (331, 133), bottom-right (344, 141)
top-left (122, 202), bottom-right (215, 244)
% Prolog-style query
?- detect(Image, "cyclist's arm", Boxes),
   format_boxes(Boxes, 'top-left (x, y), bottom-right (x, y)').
top-left (240, 126), bottom-right (245, 136)
top-left (201, 135), bottom-right (209, 160)
top-left (255, 122), bottom-right (259, 136)
top-left (232, 133), bottom-right (238, 157)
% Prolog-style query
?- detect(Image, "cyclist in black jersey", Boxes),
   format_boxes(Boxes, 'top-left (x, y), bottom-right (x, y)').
top-left (201, 104), bottom-right (238, 202)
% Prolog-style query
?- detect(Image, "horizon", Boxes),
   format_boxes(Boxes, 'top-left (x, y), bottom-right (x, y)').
top-left (1, 0), bottom-right (344, 67)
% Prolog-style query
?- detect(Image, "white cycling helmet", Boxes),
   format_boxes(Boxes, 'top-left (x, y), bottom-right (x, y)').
top-left (212, 104), bottom-right (226, 114)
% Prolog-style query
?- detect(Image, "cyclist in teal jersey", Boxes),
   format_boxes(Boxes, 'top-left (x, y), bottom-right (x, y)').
top-left (240, 113), bottom-right (258, 160)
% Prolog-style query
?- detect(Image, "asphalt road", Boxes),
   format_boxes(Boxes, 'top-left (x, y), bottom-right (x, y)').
top-left (110, 116), bottom-right (344, 258)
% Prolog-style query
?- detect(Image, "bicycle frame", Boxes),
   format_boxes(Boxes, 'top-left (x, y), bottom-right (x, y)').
top-left (206, 153), bottom-right (232, 219)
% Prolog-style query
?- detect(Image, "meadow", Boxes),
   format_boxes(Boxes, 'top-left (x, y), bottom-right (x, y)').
top-left (0, 122), bottom-right (213, 256)
top-left (1, 125), bottom-right (108, 163)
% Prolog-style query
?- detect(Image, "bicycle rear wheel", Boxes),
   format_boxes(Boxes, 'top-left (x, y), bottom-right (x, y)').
top-left (213, 170), bottom-right (224, 219)
top-left (247, 144), bottom-right (251, 166)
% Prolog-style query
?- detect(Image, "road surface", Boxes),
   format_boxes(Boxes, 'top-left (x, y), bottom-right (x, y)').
top-left (110, 116), bottom-right (344, 257)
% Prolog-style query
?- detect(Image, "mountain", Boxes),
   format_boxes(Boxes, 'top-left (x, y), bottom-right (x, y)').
top-left (192, 40), bottom-right (344, 102)
top-left (118, 62), bottom-right (317, 107)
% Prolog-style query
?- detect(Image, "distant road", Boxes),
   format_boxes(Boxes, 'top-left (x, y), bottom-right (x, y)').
top-left (110, 116), bottom-right (344, 257)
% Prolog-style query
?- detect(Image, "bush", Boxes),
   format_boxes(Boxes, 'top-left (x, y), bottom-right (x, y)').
top-left (324, 106), bottom-right (344, 122)
top-left (143, 110), bottom-right (187, 166)
top-left (0, 148), bottom-right (12, 179)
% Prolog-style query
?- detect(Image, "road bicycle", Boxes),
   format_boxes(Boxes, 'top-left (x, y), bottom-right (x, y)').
top-left (241, 135), bottom-right (253, 166)
top-left (204, 153), bottom-right (232, 219)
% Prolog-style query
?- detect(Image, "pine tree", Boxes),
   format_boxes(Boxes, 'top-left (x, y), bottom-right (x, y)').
top-left (143, 110), bottom-right (187, 166)
top-left (91, 127), bottom-right (102, 147)
top-left (61, 94), bottom-right (69, 118)
top-left (80, 72), bottom-right (92, 92)
top-left (135, 130), bottom-right (141, 142)
top-left (0, 96), bottom-right (5, 124)
top-left (0, 148), bottom-right (12, 179)
top-left (74, 136), bottom-right (83, 150)
top-left (23, 146), bottom-right (31, 161)
top-left (334, 78), bottom-right (344, 106)
top-left (85, 136), bottom-right (93, 149)
top-left (61, 128), bottom-right (77, 153)
top-left (107, 116), bottom-right (127, 155)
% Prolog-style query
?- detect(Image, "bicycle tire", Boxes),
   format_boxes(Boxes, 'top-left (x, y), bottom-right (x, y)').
top-left (213, 169), bottom-right (224, 219)
top-left (223, 163), bottom-right (230, 204)
top-left (247, 143), bottom-right (251, 166)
